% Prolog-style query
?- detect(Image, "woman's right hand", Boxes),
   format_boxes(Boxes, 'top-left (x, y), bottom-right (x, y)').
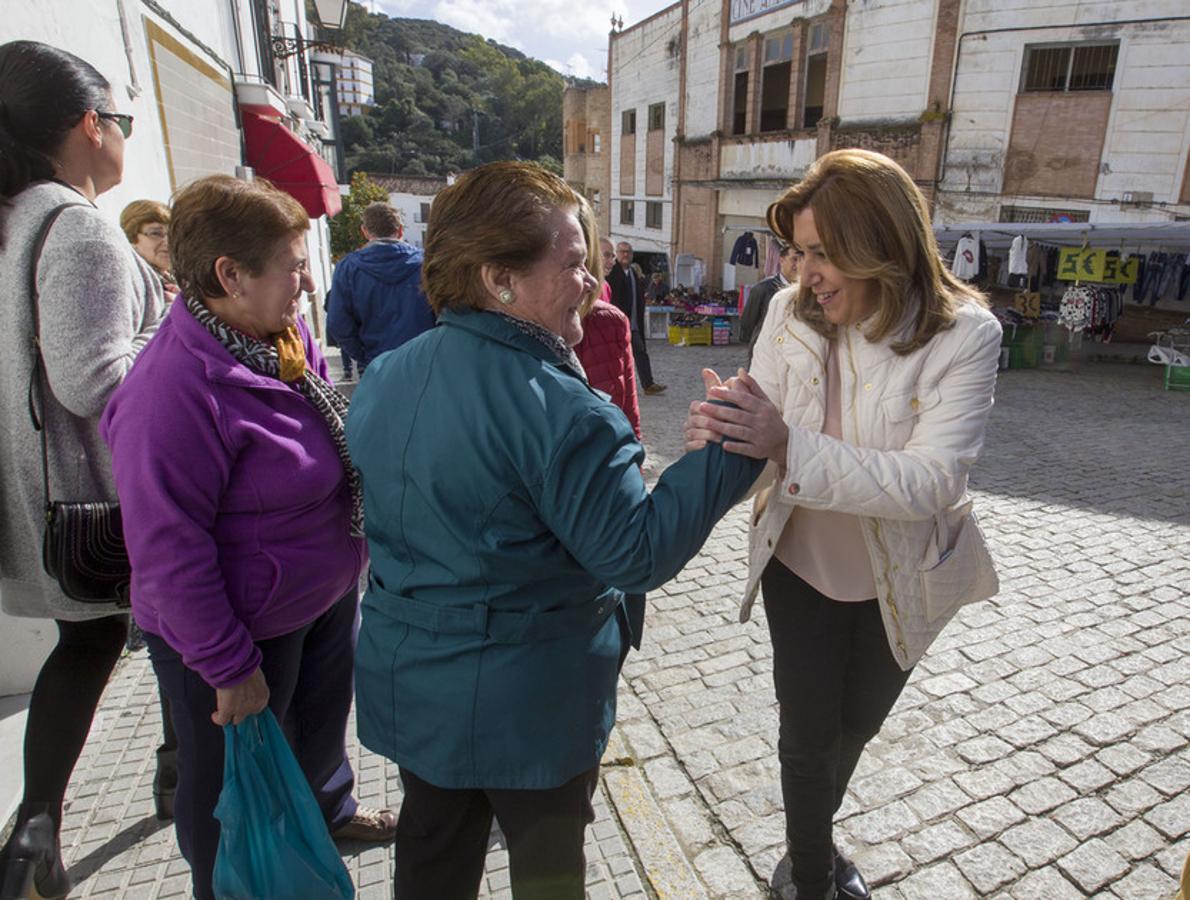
top-left (212, 667), bottom-right (269, 726)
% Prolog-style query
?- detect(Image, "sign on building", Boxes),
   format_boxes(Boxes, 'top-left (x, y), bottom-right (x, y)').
top-left (730, 0), bottom-right (799, 25)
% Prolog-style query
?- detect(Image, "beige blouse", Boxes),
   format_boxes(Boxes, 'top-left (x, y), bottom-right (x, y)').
top-left (774, 340), bottom-right (877, 601)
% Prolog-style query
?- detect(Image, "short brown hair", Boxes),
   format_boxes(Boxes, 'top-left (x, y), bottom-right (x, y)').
top-left (169, 175), bottom-right (308, 301)
top-left (119, 199), bottom-right (170, 243)
top-left (766, 148), bottom-right (986, 354)
top-left (421, 161), bottom-right (580, 315)
top-left (361, 201), bottom-right (402, 237)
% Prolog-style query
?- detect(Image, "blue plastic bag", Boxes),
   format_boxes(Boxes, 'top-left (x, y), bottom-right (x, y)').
top-left (212, 709), bottom-right (355, 900)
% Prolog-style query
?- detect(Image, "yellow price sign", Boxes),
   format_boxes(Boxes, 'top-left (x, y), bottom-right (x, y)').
top-left (1101, 254), bottom-right (1139, 285)
top-left (1057, 248), bottom-right (1106, 282)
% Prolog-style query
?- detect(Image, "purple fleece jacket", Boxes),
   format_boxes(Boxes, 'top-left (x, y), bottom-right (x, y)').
top-left (100, 300), bottom-right (366, 689)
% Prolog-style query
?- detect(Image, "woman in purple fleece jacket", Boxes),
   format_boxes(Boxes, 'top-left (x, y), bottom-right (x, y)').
top-left (101, 175), bottom-right (394, 900)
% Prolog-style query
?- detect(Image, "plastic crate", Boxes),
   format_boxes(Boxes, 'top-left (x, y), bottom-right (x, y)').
top-left (1165, 364), bottom-right (1190, 392)
top-left (668, 324), bottom-right (712, 346)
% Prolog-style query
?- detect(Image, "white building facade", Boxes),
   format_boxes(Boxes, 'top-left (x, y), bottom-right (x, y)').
top-left (3, 0), bottom-right (348, 698)
top-left (602, 0), bottom-right (1190, 286)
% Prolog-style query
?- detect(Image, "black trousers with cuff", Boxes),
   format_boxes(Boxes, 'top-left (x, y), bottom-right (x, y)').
top-left (762, 559), bottom-right (913, 898)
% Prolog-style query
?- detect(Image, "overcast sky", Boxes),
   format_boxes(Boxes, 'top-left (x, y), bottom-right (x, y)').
top-left (370, 0), bottom-right (673, 81)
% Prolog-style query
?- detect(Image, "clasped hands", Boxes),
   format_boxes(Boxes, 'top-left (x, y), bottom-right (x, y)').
top-left (684, 368), bottom-right (788, 466)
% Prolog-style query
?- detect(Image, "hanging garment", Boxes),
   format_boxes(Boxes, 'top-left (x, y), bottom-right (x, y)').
top-left (952, 233), bottom-right (980, 280)
top-left (763, 237), bottom-right (782, 278)
top-left (1058, 285), bottom-right (1094, 331)
top-left (1008, 236), bottom-right (1029, 283)
top-left (729, 232), bottom-right (759, 267)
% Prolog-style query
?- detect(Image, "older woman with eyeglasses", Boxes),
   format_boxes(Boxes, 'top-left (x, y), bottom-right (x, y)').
top-left (0, 40), bottom-right (162, 899)
top-left (121, 199), bottom-right (179, 301)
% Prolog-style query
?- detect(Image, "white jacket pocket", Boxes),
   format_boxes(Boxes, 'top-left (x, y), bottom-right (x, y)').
top-left (919, 510), bottom-right (999, 624)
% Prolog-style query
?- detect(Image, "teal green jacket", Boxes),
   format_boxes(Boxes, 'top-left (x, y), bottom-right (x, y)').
top-left (346, 308), bottom-right (762, 789)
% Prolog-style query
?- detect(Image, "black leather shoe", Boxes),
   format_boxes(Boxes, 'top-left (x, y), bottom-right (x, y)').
top-left (833, 847), bottom-right (870, 900)
top-left (0, 809), bottom-right (70, 900)
top-left (769, 854), bottom-right (838, 900)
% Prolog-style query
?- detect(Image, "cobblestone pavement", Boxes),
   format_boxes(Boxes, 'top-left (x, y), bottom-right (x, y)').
top-left (616, 342), bottom-right (1190, 898)
top-left (29, 341), bottom-right (1190, 898)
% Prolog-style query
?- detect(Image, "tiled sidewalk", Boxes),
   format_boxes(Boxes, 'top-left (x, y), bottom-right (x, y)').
top-left (52, 652), bottom-right (648, 899)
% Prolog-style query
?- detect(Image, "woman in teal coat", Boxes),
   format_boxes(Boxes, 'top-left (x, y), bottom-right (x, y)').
top-left (347, 162), bottom-right (762, 900)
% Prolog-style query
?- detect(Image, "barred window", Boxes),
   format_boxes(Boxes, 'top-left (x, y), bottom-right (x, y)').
top-left (1022, 43), bottom-right (1118, 93)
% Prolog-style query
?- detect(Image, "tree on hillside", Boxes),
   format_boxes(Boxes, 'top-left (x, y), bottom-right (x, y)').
top-left (334, 3), bottom-right (584, 178)
top-left (329, 172), bottom-right (390, 260)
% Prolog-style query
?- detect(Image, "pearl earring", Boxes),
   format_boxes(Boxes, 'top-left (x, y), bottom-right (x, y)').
top-left (498, 289), bottom-right (515, 305)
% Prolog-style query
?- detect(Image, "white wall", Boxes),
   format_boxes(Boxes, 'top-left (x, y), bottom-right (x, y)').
top-left (941, 2), bottom-right (1190, 220)
top-left (682, 0), bottom-right (724, 138)
top-left (609, 5), bottom-right (683, 250)
top-left (387, 192), bottom-right (433, 248)
top-left (837, 0), bottom-right (936, 122)
top-left (720, 137), bottom-right (817, 180)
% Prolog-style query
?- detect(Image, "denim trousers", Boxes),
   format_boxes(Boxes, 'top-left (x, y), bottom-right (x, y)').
top-left (762, 560), bottom-right (912, 897)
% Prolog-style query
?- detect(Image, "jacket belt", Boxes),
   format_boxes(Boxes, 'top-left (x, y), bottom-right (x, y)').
top-left (367, 575), bottom-right (621, 644)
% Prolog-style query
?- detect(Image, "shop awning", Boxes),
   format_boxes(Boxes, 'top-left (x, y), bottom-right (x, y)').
top-left (935, 221), bottom-right (1190, 252)
top-left (240, 108), bottom-right (341, 219)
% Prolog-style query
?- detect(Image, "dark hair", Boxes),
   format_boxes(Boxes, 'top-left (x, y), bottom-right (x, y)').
top-left (169, 175), bottom-right (308, 302)
top-left (0, 41), bottom-right (111, 219)
top-left (422, 161), bottom-right (580, 315)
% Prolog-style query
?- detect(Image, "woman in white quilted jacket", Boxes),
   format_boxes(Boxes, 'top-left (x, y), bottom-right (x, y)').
top-left (685, 149), bottom-right (1002, 900)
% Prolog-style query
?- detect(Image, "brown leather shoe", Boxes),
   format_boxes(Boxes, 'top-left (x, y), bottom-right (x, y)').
top-left (332, 805), bottom-right (397, 842)
top-left (644, 383), bottom-right (667, 395)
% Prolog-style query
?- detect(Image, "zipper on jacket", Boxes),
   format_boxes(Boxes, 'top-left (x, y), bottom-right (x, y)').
top-left (844, 328), bottom-right (907, 658)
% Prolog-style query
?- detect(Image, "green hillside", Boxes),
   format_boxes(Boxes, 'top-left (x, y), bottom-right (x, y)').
top-left (334, 3), bottom-right (600, 176)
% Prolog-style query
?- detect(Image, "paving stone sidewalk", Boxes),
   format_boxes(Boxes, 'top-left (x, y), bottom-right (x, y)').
top-left (21, 342), bottom-right (1190, 898)
top-left (614, 344), bottom-right (1190, 898)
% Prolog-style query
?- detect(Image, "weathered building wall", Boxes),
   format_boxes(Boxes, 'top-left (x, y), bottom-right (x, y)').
top-left (938, 3), bottom-right (1190, 224)
top-left (562, 85), bottom-right (611, 235)
top-left (836, 0), bottom-right (935, 121)
top-left (609, 4), bottom-right (683, 253)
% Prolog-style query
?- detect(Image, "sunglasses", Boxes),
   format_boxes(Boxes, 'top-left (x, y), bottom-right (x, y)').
top-left (97, 111), bottom-right (134, 139)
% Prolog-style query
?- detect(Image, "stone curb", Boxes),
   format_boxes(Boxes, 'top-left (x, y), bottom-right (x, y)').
top-left (601, 725), bottom-right (710, 899)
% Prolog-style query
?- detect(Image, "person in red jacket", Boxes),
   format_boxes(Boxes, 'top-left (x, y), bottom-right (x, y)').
top-left (574, 231), bottom-right (642, 440)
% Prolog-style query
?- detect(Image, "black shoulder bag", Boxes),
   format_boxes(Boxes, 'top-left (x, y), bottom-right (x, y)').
top-left (27, 202), bottom-right (132, 606)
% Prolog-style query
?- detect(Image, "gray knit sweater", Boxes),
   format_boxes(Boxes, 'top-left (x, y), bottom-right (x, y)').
top-left (0, 181), bottom-right (163, 620)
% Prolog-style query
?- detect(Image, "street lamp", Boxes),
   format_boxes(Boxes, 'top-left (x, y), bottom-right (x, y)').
top-left (312, 0), bottom-right (349, 31)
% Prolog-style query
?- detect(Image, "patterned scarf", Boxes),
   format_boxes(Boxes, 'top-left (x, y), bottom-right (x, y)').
top-left (492, 311), bottom-right (587, 382)
top-left (185, 295), bottom-right (364, 537)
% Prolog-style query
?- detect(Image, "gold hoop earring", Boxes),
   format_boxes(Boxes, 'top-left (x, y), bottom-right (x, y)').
top-left (498, 289), bottom-right (515, 306)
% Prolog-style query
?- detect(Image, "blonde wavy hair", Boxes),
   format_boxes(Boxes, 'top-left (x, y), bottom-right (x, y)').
top-left (766, 148), bottom-right (986, 354)
top-left (576, 195), bottom-right (604, 318)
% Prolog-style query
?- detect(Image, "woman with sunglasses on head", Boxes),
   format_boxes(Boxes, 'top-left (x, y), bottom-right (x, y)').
top-left (0, 40), bottom-right (163, 899)
top-left (687, 149), bottom-right (1001, 900)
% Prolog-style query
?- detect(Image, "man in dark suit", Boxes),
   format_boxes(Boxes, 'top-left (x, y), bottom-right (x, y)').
top-left (605, 240), bottom-right (666, 395)
top-left (740, 240), bottom-right (799, 367)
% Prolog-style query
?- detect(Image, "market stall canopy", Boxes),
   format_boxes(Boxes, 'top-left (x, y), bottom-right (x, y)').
top-left (934, 221), bottom-right (1190, 252)
top-left (240, 107), bottom-right (341, 219)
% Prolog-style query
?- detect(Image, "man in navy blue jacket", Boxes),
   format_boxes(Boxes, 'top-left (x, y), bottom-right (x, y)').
top-left (328, 202), bottom-right (434, 373)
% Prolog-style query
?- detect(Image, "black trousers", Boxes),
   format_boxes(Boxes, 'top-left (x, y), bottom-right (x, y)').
top-left (145, 592), bottom-right (359, 900)
top-left (762, 560), bottom-right (913, 897)
top-left (394, 766), bottom-right (599, 900)
top-left (629, 330), bottom-right (655, 388)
